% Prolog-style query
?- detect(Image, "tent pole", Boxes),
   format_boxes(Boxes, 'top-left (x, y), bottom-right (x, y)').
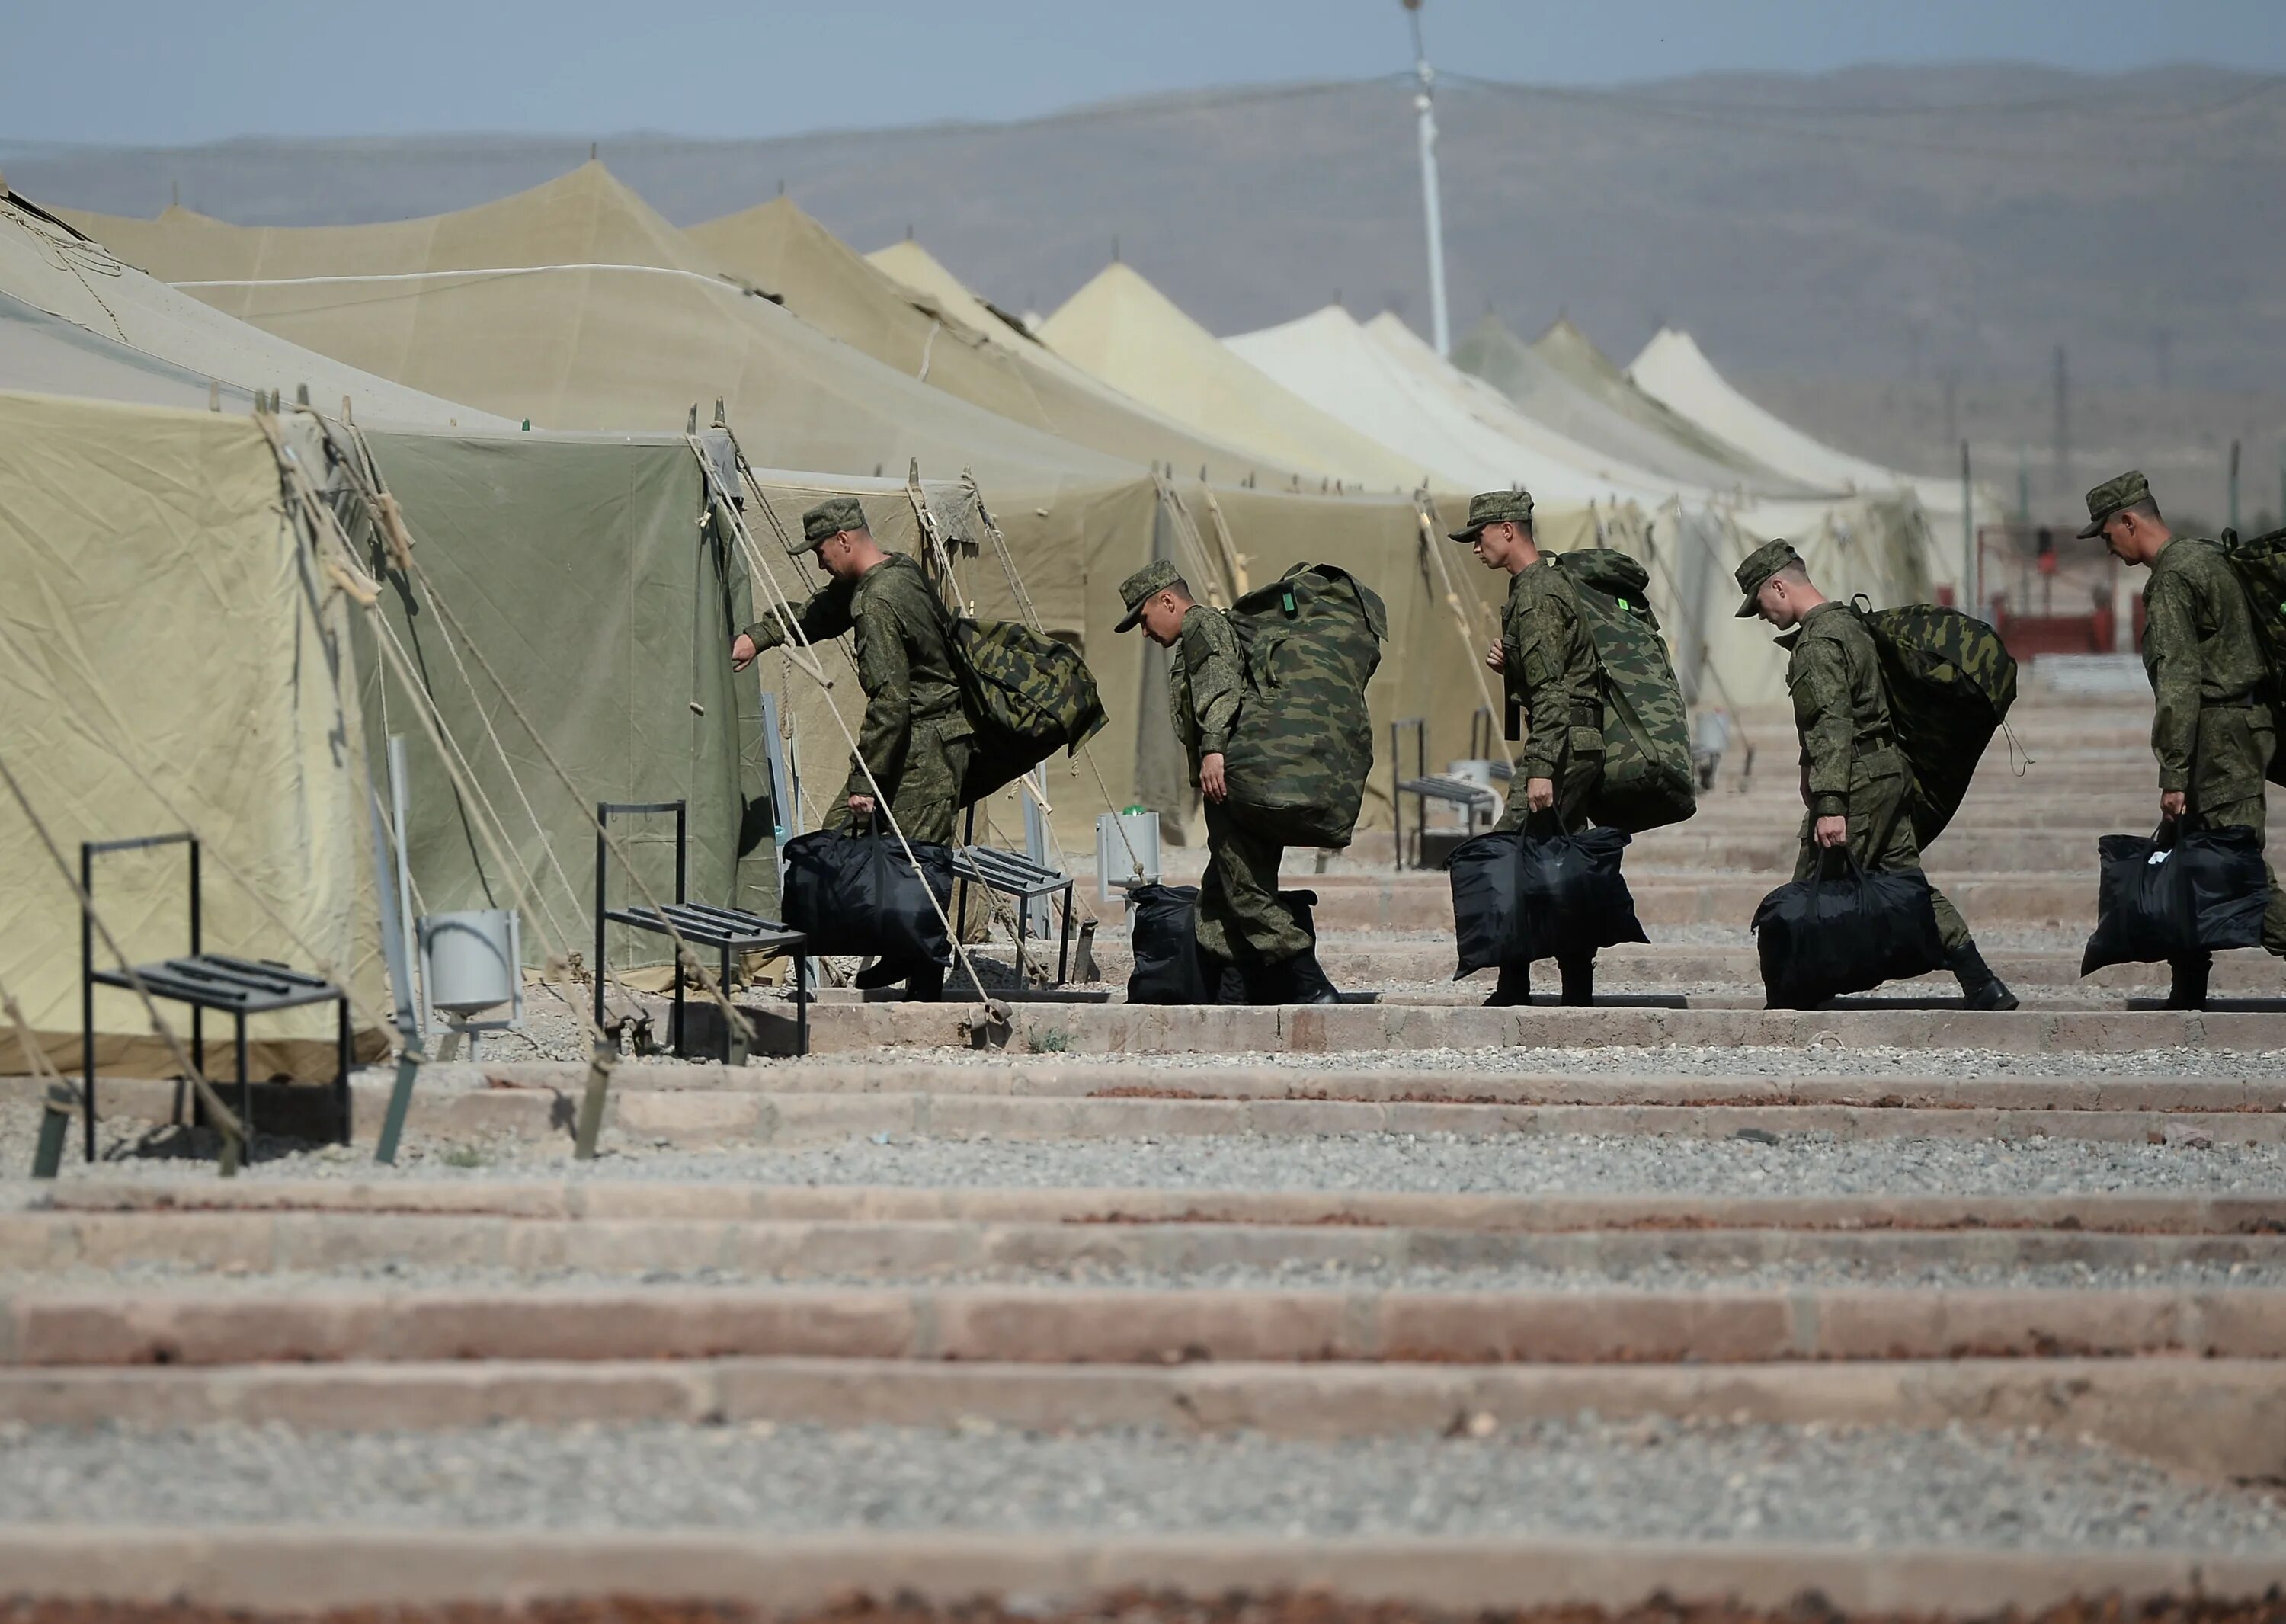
top-left (1404, 1), bottom-right (1451, 357)
top-left (1961, 440), bottom-right (1975, 616)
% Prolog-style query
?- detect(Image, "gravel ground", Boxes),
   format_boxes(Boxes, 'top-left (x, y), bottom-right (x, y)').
top-left (368, 1041), bottom-right (2286, 1084)
top-left (11, 1252), bottom-right (2283, 1296)
top-left (10, 1107), bottom-right (2283, 1197)
top-left (0, 1415), bottom-right (2276, 1552)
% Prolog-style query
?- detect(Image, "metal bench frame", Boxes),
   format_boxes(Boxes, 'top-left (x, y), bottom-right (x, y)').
top-left (79, 832), bottom-right (351, 1161)
top-left (951, 844), bottom-right (1077, 988)
top-left (593, 800), bottom-right (808, 1061)
top-left (1390, 718), bottom-right (1500, 872)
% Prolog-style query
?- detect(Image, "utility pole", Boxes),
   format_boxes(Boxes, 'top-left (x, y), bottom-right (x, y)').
top-left (2051, 344), bottom-right (2071, 503)
top-left (1403, 0), bottom-right (1452, 356)
top-left (2230, 438), bottom-right (2242, 533)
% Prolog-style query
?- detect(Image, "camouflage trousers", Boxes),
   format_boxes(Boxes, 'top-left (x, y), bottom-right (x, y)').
top-left (1196, 799), bottom-right (1313, 967)
top-left (1490, 745), bottom-right (1604, 969)
top-left (2185, 703), bottom-right (2286, 957)
top-left (1791, 770), bottom-right (1969, 953)
top-left (825, 719), bottom-right (972, 847)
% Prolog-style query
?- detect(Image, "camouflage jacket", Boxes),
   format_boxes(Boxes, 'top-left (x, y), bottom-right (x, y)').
top-left (1170, 603), bottom-right (1244, 786)
top-left (1782, 601), bottom-right (1906, 820)
top-left (1500, 556), bottom-right (1602, 781)
top-left (744, 553), bottom-right (972, 790)
top-left (2143, 536), bottom-right (2267, 793)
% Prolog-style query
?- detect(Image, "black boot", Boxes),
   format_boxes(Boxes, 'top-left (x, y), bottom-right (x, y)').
top-left (903, 961), bottom-right (945, 1004)
top-left (2166, 953), bottom-right (2212, 1011)
top-left (1284, 947), bottom-right (1342, 1006)
top-left (1558, 956), bottom-right (1596, 1008)
top-left (851, 958), bottom-right (908, 991)
top-left (1484, 962), bottom-right (1532, 1007)
top-left (1946, 941), bottom-right (2019, 1011)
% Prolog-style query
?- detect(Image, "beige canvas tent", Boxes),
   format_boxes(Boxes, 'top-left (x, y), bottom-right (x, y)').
top-left (61, 170), bottom-right (1528, 846)
top-left (1036, 262), bottom-right (1436, 494)
top-left (2, 191), bottom-right (507, 428)
top-left (691, 200), bottom-right (1295, 485)
top-left (0, 389), bottom-right (381, 1078)
top-left (1454, 313), bottom-right (1809, 497)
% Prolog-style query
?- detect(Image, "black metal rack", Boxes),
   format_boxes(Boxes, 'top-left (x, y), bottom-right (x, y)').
top-left (1389, 718), bottom-right (1500, 871)
top-left (80, 832), bottom-right (351, 1161)
top-left (951, 844), bottom-right (1077, 987)
top-left (594, 801), bottom-right (809, 1060)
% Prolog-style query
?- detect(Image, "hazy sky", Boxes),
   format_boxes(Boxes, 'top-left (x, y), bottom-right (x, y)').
top-left (7, 0), bottom-right (2284, 146)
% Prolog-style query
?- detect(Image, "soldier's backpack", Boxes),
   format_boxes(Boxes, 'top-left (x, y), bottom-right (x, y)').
top-left (1848, 599), bottom-right (2017, 845)
top-left (2216, 527), bottom-right (2286, 788)
top-left (1222, 562), bottom-right (1387, 848)
top-left (1548, 549), bottom-right (1697, 833)
top-left (949, 618), bottom-right (1109, 802)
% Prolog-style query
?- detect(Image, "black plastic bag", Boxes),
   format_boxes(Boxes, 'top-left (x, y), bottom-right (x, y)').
top-left (1127, 883), bottom-right (1211, 1004)
top-left (1127, 886), bottom-right (1322, 1004)
top-left (780, 831), bottom-right (955, 966)
top-left (1443, 827), bottom-right (1647, 977)
top-left (2081, 822), bottom-right (2269, 974)
top-left (1753, 850), bottom-right (1946, 1007)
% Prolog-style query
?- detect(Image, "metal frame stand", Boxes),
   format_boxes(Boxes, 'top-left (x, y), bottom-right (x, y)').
top-left (594, 800), bottom-right (810, 1060)
top-left (80, 832), bottom-right (351, 1161)
top-left (1391, 718), bottom-right (1499, 870)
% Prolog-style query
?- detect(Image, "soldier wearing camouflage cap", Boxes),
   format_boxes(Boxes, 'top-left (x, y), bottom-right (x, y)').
top-left (2087, 472), bottom-right (2286, 1005)
top-left (1454, 488), bottom-right (1605, 1007)
top-left (1737, 540), bottom-right (2019, 1010)
top-left (731, 496), bottom-right (973, 1000)
top-left (1114, 559), bottom-right (1335, 1004)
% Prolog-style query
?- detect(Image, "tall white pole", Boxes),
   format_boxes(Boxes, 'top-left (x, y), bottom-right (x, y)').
top-left (1405, 0), bottom-right (1452, 356)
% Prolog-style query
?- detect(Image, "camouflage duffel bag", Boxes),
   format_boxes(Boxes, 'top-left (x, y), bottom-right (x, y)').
top-left (1553, 549), bottom-right (1696, 833)
top-left (1221, 562), bottom-right (1387, 849)
top-left (950, 617), bottom-right (1108, 802)
top-left (2219, 527), bottom-right (2286, 788)
top-left (1850, 599), bottom-right (2016, 845)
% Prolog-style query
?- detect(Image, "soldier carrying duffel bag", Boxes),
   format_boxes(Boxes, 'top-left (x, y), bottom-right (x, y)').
top-left (1114, 558), bottom-right (1380, 1004)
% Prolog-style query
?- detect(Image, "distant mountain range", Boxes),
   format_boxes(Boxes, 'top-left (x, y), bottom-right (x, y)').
top-left (5, 63), bottom-right (2283, 389)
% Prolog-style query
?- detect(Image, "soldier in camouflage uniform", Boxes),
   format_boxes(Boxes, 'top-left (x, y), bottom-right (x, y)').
top-left (1116, 559), bottom-right (1337, 1004)
top-left (1737, 540), bottom-right (2018, 1010)
top-left (1455, 490), bottom-right (1603, 1007)
top-left (732, 496), bottom-right (971, 1000)
top-left (2086, 471), bottom-right (2286, 1007)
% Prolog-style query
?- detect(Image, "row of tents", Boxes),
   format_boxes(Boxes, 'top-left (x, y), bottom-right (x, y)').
top-left (0, 162), bottom-right (1979, 1072)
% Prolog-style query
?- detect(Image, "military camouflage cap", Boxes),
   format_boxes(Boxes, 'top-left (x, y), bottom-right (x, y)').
top-left (1734, 539), bottom-right (1804, 617)
top-left (1115, 559), bottom-right (1185, 633)
top-left (2078, 470), bottom-right (2151, 539)
top-left (789, 495), bottom-right (867, 555)
top-left (1447, 488), bottom-right (1535, 543)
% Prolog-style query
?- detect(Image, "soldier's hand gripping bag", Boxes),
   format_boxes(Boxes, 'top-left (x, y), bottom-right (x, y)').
top-left (2080, 822), bottom-right (2269, 973)
top-left (780, 831), bottom-right (956, 967)
top-left (1445, 826), bottom-right (1648, 978)
top-left (1752, 850), bottom-right (1947, 1008)
top-left (1221, 563), bottom-right (1386, 848)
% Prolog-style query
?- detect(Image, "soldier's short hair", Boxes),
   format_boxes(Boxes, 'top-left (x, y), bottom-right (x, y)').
top-left (1164, 575), bottom-right (1193, 601)
top-left (1774, 559), bottom-right (1812, 586)
top-left (2124, 495), bottom-right (2163, 524)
